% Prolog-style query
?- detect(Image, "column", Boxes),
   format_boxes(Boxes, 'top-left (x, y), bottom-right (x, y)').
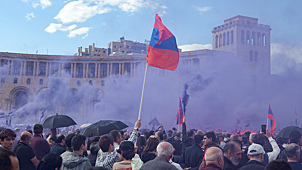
top-left (33, 62), bottom-right (36, 76)
top-left (71, 63), bottom-right (74, 77)
top-left (83, 63), bottom-right (86, 78)
top-left (95, 63), bottom-right (98, 78)
top-left (20, 61), bottom-right (23, 76)
top-left (36, 62), bottom-right (40, 76)
top-left (109, 63), bottom-right (112, 76)
top-left (46, 62), bottom-right (49, 76)
top-left (23, 61), bottom-right (27, 76)
top-left (86, 63), bottom-right (89, 78)
top-left (121, 63), bottom-right (124, 75)
top-left (9, 60), bottom-right (12, 75)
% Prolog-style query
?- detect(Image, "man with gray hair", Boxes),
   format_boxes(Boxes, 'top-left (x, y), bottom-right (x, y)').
top-left (238, 143), bottom-right (265, 170)
top-left (140, 142), bottom-right (178, 170)
top-left (285, 143), bottom-right (302, 169)
top-left (199, 147), bottom-right (224, 170)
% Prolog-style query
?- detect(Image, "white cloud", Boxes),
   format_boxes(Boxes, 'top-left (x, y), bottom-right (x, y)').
top-left (25, 12), bottom-right (35, 20)
top-left (179, 44), bottom-right (212, 52)
top-left (21, 0), bottom-right (29, 2)
top-left (40, 0), bottom-right (52, 9)
top-left (102, 22), bottom-right (106, 26)
top-left (32, 2), bottom-right (39, 8)
top-left (68, 27), bottom-right (90, 38)
top-left (45, 23), bottom-right (77, 33)
top-left (146, 0), bottom-right (167, 16)
top-left (192, 5), bottom-right (212, 14)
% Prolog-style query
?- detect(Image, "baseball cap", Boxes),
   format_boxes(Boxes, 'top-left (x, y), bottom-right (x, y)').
top-left (248, 143), bottom-right (265, 155)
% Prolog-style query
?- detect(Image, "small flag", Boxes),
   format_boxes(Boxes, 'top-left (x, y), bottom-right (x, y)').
top-left (176, 97), bottom-right (184, 125)
top-left (268, 105), bottom-right (276, 134)
top-left (148, 117), bottom-right (160, 127)
top-left (147, 14), bottom-right (179, 71)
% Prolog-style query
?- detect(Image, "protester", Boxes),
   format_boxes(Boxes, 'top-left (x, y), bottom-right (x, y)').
top-left (37, 153), bottom-right (62, 170)
top-left (140, 142), bottom-right (178, 170)
top-left (0, 128), bottom-right (16, 150)
top-left (136, 136), bottom-right (146, 157)
top-left (50, 134), bottom-right (66, 155)
top-left (88, 139), bottom-right (100, 166)
top-left (171, 133), bottom-right (182, 156)
top-left (112, 141), bottom-right (136, 170)
top-left (265, 160), bottom-right (292, 170)
top-left (284, 143), bottom-right (302, 170)
top-left (0, 149), bottom-right (19, 170)
top-left (279, 130), bottom-right (302, 163)
top-left (223, 141), bottom-right (242, 170)
top-left (238, 143), bottom-right (265, 170)
top-left (155, 131), bottom-right (164, 143)
top-left (203, 131), bottom-right (220, 149)
top-left (13, 131), bottom-right (39, 170)
top-left (141, 136), bottom-right (159, 163)
top-left (199, 147), bottom-right (224, 170)
top-left (181, 121), bottom-right (195, 153)
top-left (61, 133), bottom-right (76, 158)
top-left (62, 134), bottom-right (91, 170)
top-left (30, 124), bottom-right (50, 161)
top-left (180, 134), bottom-right (204, 170)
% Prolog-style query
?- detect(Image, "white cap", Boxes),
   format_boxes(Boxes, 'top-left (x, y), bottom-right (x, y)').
top-left (248, 143), bottom-right (265, 155)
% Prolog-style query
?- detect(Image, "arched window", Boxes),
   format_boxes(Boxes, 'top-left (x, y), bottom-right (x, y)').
top-left (257, 32), bottom-right (261, 46)
top-left (262, 34), bottom-right (266, 47)
top-left (249, 50), bottom-right (253, 61)
top-left (227, 31), bottom-right (229, 45)
top-left (252, 31), bottom-right (256, 45)
top-left (39, 79), bottom-right (43, 85)
top-left (246, 30), bottom-right (250, 45)
top-left (219, 34), bottom-right (222, 47)
top-left (254, 51), bottom-right (258, 62)
top-left (26, 78), bottom-right (30, 84)
top-left (101, 80), bottom-right (105, 86)
top-left (215, 35), bottom-right (218, 48)
top-left (89, 80), bottom-right (93, 85)
top-left (223, 32), bottom-right (226, 46)
top-left (14, 77), bottom-right (18, 84)
top-left (77, 80), bottom-right (81, 86)
top-left (241, 30), bottom-right (245, 44)
top-left (1, 77), bottom-right (5, 83)
top-left (231, 30), bottom-right (234, 44)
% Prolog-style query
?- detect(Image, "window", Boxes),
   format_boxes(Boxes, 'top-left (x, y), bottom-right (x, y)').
top-left (227, 31), bottom-right (229, 45)
top-left (126, 46), bottom-right (129, 49)
top-left (231, 30), bottom-right (234, 44)
top-left (64, 63), bottom-right (71, 75)
top-left (26, 78), bottom-right (30, 84)
top-left (51, 62), bottom-right (59, 76)
top-left (123, 63), bottom-right (131, 75)
top-left (14, 77), bottom-right (17, 84)
top-left (88, 63), bottom-right (95, 78)
top-left (241, 30), bottom-right (245, 44)
top-left (101, 80), bottom-right (105, 86)
top-left (89, 80), bottom-right (93, 85)
top-left (246, 30), bottom-right (250, 45)
top-left (100, 63), bottom-right (107, 78)
top-left (76, 63), bottom-right (83, 78)
top-left (215, 35), bottom-right (218, 48)
top-left (26, 61), bottom-right (34, 76)
top-left (262, 34), bottom-right (266, 47)
top-left (257, 32), bottom-right (261, 46)
top-left (254, 51), bottom-right (258, 62)
top-left (249, 50), bottom-right (253, 61)
top-left (1, 77), bottom-right (5, 83)
top-left (223, 33), bottom-right (226, 46)
top-left (39, 79), bottom-right (43, 85)
top-left (77, 80), bottom-right (81, 86)
top-left (112, 63), bottom-right (119, 75)
top-left (114, 45), bottom-right (116, 48)
top-left (219, 34), bottom-right (222, 47)
top-left (13, 60), bottom-right (21, 75)
top-left (39, 62), bottom-right (46, 76)
top-left (252, 31), bottom-right (256, 45)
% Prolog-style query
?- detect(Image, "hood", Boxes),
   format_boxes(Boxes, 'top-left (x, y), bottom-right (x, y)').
top-left (62, 152), bottom-right (89, 169)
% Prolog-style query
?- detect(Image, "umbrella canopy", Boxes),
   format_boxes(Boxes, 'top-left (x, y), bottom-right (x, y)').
top-left (41, 114), bottom-right (77, 129)
top-left (277, 126), bottom-right (302, 139)
top-left (79, 123), bottom-right (92, 129)
top-left (80, 120), bottom-right (128, 137)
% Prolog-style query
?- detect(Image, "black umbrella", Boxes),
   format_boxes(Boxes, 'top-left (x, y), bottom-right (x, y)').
top-left (41, 113), bottom-right (77, 129)
top-left (277, 126), bottom-right (302, 138)
top-left (80, 120), bottom-right (128, 137)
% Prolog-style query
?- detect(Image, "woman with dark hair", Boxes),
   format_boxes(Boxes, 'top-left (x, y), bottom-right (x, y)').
top-left (37, 153), bottom-right (62, 170)
top-left (141, 136), bottom-right (159, 163)
top-left (112, 141), bottom-right (135, 170)
top-left (136, 136), bottom-right (146, 158)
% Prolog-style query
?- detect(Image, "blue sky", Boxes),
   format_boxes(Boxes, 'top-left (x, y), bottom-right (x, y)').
top-left (0, 0), bottom-right (301, 58)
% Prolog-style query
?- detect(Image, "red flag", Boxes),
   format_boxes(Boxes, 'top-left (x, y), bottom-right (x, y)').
top-left (268, 105), bottom-right (276, 134)
top-left (176, 97), bottom-right (184, 125)
top-left (147, 14), bottom-right (179, 71)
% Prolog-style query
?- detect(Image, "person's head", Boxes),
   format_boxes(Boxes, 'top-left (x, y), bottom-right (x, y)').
top-left (0, 149), bottom-right (19, 170)
top-left (33, 124), bottom-right (43, 135)
top-left (0, 129), bottom-right (16, 150)
top-left (196, 130), bottom-right (204, 135)
top-left (155, 131), bottom-right (164, 141)
top-left (249, 133), bottom-right (256, 144)
top-left (143, 136), bottom-right (159, 152)
top-left (247, 143), bottom-right (265, 162)
top-left (37, 153), bottom-right (62, 170)
top-left (265, 160), bottom-right (292, 170)
top-left (110, 130), bottom-right (122, 145)
top-left (50, 128), bottom-right (57, 137)
top-left (117, 141), bottom-right (135, 161)
top-left (187, 129), bottom-right (194, 138)
top-left (276, 137), bottom-right (285, 146)
top-left (231, 135), bottom-right (243, 147)
top-left (65, 133), bottom-right (76, 149)
top-left (194, 134), bottom-right (204, 146)
top-left (253, 134), bottom-right (265, 147)
top-left (204, 147), bottom-right (224, 169)
top-left (289, 130), bottom-right (301, 144)
top-left (48, 136), bottom-right (57, 147)
top-left (167, 130), bottom-right (173, 138)
top-left (136, 136), bottom-right (146, 148)
top-left (156, 142), bottom-right (174, 160)
top-left (99, 135), bottom-right (114, 152)
top-left (163, 134), bottom-right (167, 141)
top-left (173, 133), bottom-right (181, 140)
top-left (56, 134), bottom-right (66, 145)
top-left (223, 141), bottom-right (242, 166)
top-left (71, 135), bottom-right (87, 152)
top-left (285, 143), bottom-right (300, 161)
top-left (203, 131), bottom-right (216, 146)
top-left (20, 131), bottom-right (33, 145)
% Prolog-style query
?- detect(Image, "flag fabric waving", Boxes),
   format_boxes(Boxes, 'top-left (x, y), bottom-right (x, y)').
top-left (268, 105), bottom-right (276, 134)
top-left (147, 14), bottom-right (179, 71)
top-left (176, 97), bottom-right (184, 125)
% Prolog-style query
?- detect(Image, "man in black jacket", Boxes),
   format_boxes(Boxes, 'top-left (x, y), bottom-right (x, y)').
top-left (180, 134), bottom-right (204, 170)
top-left (238, 143), bottom-right (265, 170)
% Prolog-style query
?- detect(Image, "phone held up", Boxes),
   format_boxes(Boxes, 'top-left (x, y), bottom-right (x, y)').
top-left (261, 124), bottom-right (266, 134)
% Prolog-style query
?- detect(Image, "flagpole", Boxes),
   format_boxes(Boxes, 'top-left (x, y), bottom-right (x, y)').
top-left (138, 63), bottom-right (149, 119)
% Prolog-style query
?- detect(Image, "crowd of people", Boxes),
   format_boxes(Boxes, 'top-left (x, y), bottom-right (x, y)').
top-left (0, 118), bottom-right (302, 170)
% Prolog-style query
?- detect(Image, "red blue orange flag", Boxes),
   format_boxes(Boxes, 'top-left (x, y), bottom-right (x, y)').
top-left (147, 14), bottom-right (179, 71)
top-left (176, 97), bottom-right (184, 125)
top-left (268, 105), bottom-right (276, 134)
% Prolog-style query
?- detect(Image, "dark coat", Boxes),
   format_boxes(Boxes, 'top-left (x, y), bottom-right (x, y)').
top-left (50, 143), bottom-right (66, 155)
top-left (141, 152), bottom-right (156, 163)
top-left (201, 164), bottom-right (222, 170)
top-left (171, 139), bottom-right (182, 155)
top-left (140, 156), bottom-right (178, 170)
top-left (30, 134), bottom-right (50, 161)
top-left (223, 156), bottom-right (237, 170)
top-left (238, 160), bottom-right (265, 170)
top-left (180, 143), bottom-right (204, 170)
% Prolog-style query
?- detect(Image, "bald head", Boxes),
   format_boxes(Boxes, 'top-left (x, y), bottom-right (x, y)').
top-left (156, 142), bottom-right (174, 160)
top-left (205, 147), bottom-right (223, 161)
top-left (20, 131), bottom-right (32, 144)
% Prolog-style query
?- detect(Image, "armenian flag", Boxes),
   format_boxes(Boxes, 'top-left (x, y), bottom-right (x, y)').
top-left (176, 97), bottom-right (184, 125)
top-left (268, 105), bottom-right (276, 134)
